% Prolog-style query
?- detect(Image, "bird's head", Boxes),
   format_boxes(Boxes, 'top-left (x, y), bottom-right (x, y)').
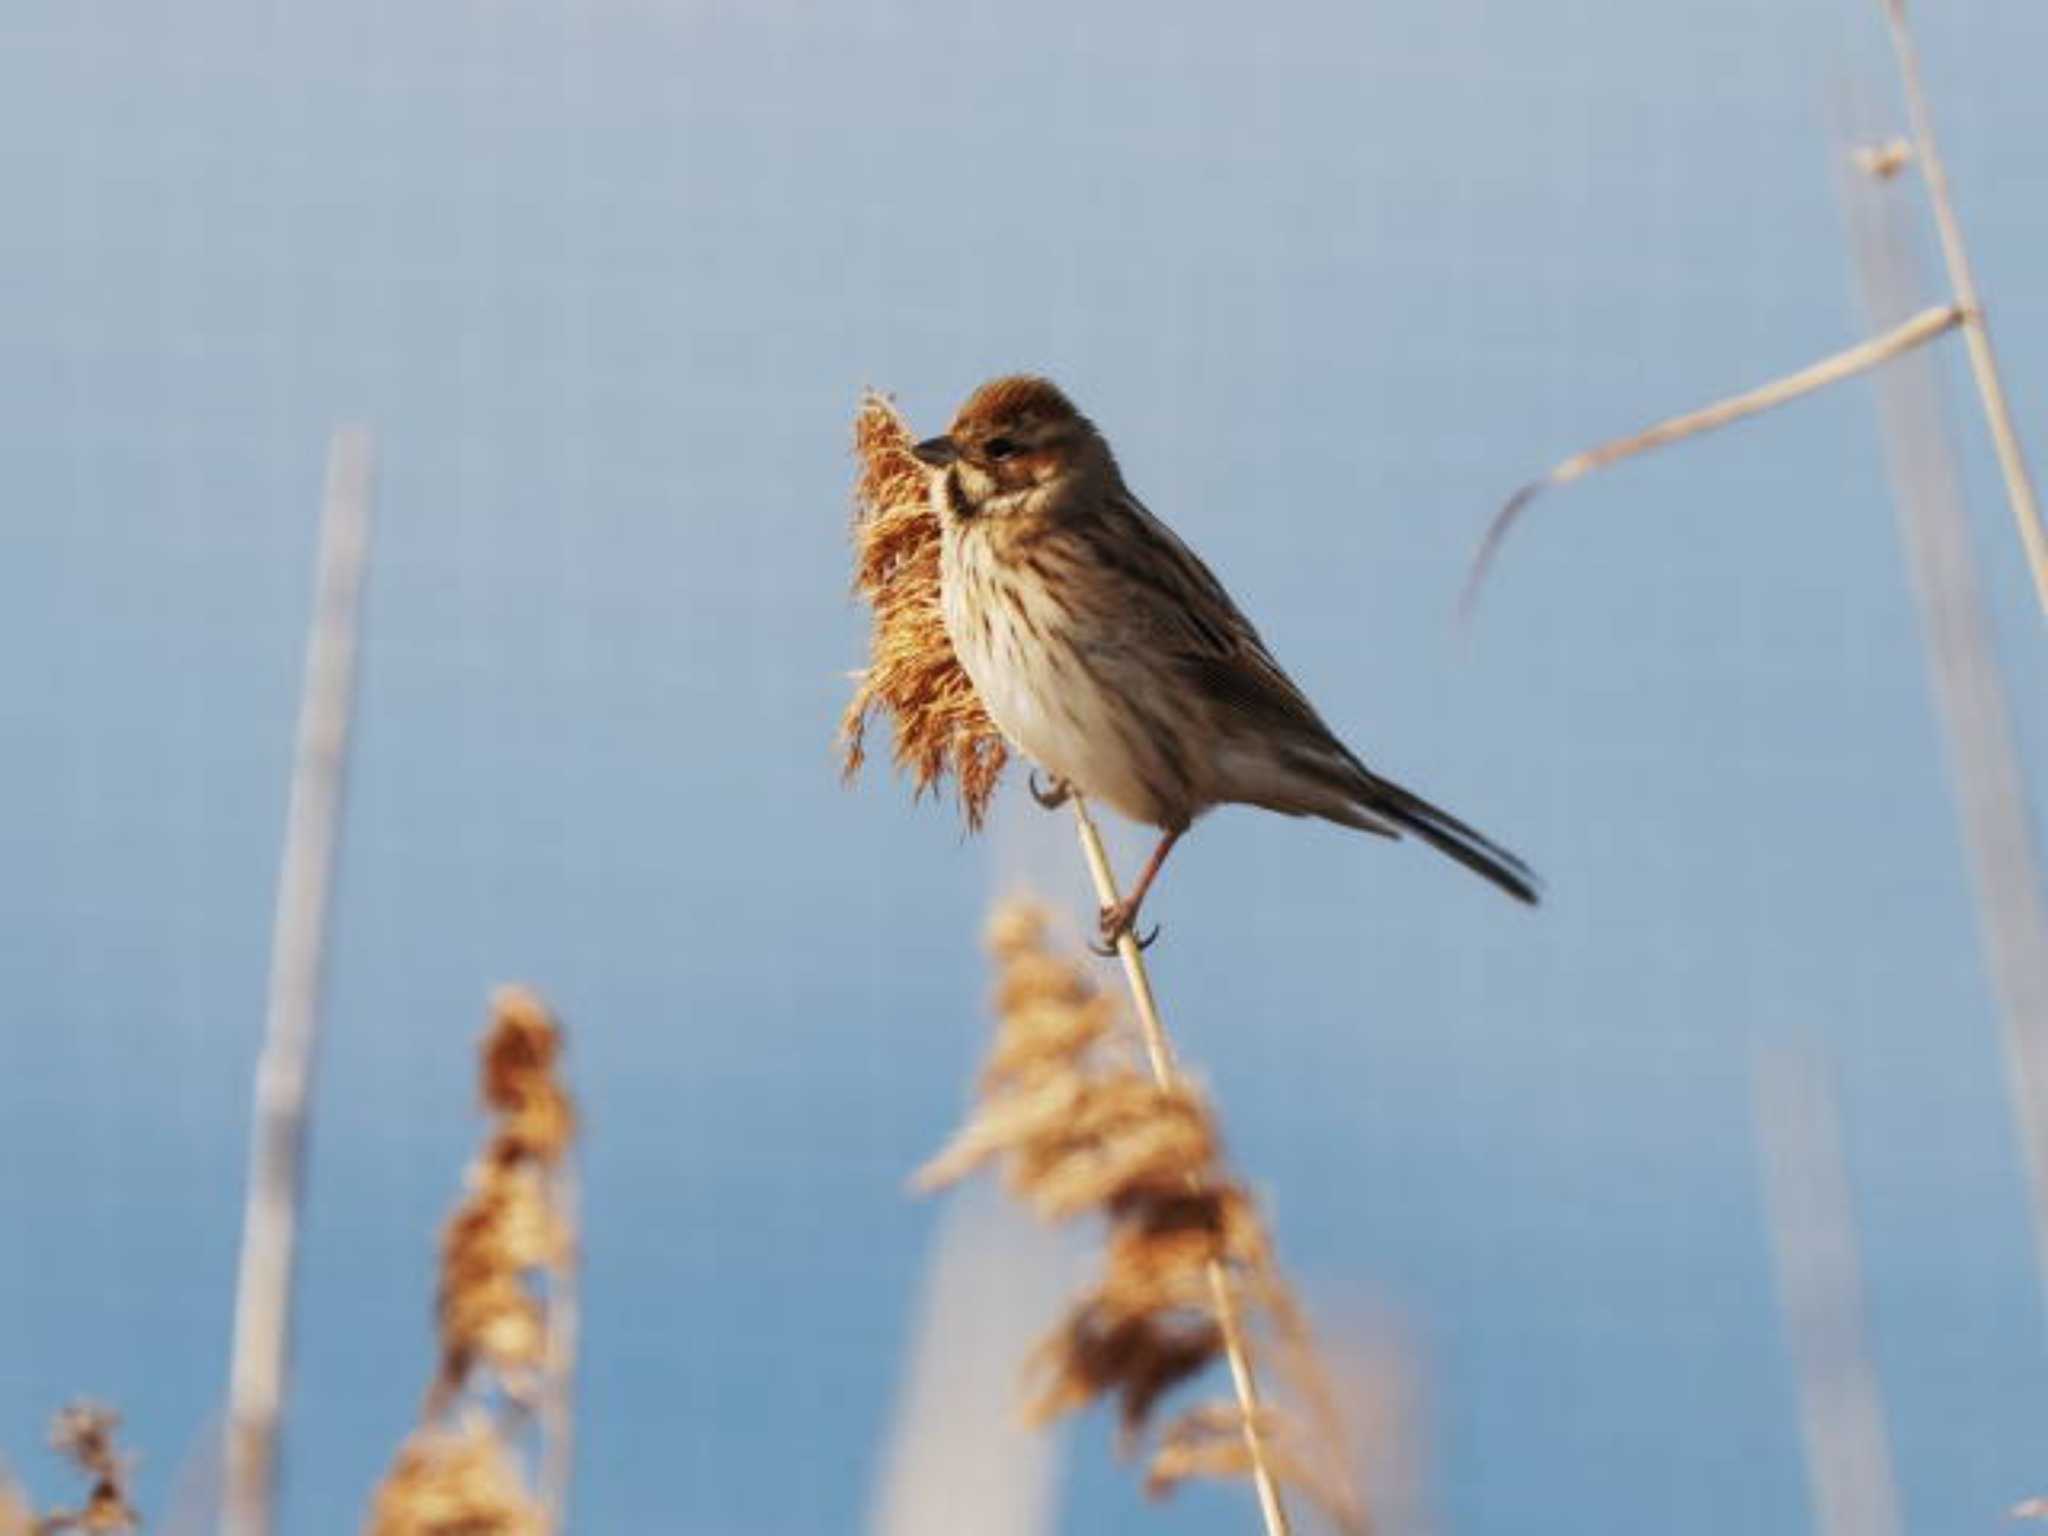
top-left (913, 375), bottom-right (1109, 519)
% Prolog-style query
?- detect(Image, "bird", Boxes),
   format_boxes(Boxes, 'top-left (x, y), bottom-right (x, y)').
top-left (912, 375), bottom-right (1538, 949)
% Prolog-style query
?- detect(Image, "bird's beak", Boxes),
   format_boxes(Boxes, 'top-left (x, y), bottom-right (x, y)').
top-left (911, 435), bottom-right (960, 468)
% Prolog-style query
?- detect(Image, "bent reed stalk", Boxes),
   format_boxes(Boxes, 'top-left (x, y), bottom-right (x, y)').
top-left (1467, 1), bottom-right (2045, 619)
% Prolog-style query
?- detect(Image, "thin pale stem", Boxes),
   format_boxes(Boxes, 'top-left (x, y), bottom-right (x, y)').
top-left (1463, 303), bottom-right (1964, 615)
top-left (1068, 796), bottom-right (1293, 1536)
top-left (537, 1162), bottom-right (582, 1533)
top-left (1880, 0), bottom-right (2048, 616)
top-left (224, 427), bottom-right (375, 1536)
top-left (1753, 1047), bottom-right (1903, 1536)
top-left (1836, 107), bottom-right (2048, 1333)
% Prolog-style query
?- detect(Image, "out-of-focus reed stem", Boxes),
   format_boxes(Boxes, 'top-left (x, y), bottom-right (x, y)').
top-left (1878, 0), bottom-right (2048, 615)
top-left (1836, 101), bottom-right (2048, 1321)
top-left (537, 1167), bottom-right (581, 1531)
top-left (224, 426), bottom-right (375, 1536)
top-left (1753, 1046), bottom-right (1903, 1536)
top-left (1068, 796), bottom-right (1293, 1536)
top-left (869, 1191), bottom-right (1066, 1536)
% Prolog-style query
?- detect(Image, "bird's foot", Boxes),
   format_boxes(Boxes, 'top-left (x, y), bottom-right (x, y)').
top-left (1090, 899), bottom-right (1160, 957)
top-left (1028, 771), bottom-right (1072, 810)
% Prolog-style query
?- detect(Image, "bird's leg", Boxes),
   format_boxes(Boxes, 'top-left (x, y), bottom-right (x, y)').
top-left (1028, 771), bottom-right (1072, 810)
top-left (1092, 826), bottom-right (1184, 955)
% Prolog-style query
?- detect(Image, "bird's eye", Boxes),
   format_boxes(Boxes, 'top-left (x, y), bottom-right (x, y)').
top-left (984, 436), bottom-right (1020, 460)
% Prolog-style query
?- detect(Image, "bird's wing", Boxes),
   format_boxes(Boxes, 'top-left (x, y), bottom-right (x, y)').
top-left (1101, 487), bottom-right (1350, 750)
top-left (1091, 488), bottom-right (1535, 895)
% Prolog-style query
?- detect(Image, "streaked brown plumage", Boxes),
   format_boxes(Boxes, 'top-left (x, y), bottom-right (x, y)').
top-left (913, 375), bottom-right (1538, 943)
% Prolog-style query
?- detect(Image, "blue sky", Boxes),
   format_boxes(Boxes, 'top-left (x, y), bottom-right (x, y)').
top-left (2, 1), bottom-right (2045, 1531)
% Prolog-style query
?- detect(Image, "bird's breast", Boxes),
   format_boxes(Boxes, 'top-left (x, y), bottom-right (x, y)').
top-left (939, 523), bottom-right (1185, 828)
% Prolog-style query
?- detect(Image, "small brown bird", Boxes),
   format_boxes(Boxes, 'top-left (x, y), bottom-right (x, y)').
top-left (914, 375), bottom-right (1538, 947)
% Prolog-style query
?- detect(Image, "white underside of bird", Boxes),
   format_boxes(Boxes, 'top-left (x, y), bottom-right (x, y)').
top-left (939, 516), bottom-right (1169, 826)
top-left (937, 482), bottom-right (1372, 835)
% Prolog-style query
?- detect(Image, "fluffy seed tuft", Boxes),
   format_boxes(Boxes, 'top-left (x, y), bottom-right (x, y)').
top-left (366, 988), bottom-right (579, 1536)
top-left (0, 1403), bottom-right (140, 1535)
top-left (918, 900), bottom-right (1364, 1531)
top-left (365, 1419), bottom-right (545, 1536)
top-left (840, 390), bottom-right (1007, 828)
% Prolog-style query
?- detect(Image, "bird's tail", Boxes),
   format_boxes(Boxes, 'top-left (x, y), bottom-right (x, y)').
top-left (1358, 772), bottom-right (1540, 905)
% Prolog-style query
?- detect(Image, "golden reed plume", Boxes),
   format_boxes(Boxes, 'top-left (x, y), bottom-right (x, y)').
top-left (365, 988), bottom-right (578, 1536)
top-left (0, 1403), bottom-right (140, 1535)
top-left (919, 904), bottom-right (1362, 1532)
top-left (366, 1426), bottom-right (543, 1536)
top-left (839, 390), bottom-right (1008, 829)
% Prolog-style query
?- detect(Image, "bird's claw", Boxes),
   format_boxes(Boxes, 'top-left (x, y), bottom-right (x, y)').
top-left (1028, 771), bottom-right (1072, 810)
top-left (1090, 903), bottom-right (1160, 956)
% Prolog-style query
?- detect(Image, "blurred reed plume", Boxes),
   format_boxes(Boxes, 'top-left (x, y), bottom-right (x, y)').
top-left (918, 903), bottom-right (1362, 1534)
top-left (365, 988), bottom-right (579, 1536)
top-left (0, 1403), bottom-right (140, 1535)
top-left (839, 390), bottom-right (1008, 828)
top-left (365, 1426), bottom-right (542, 1536)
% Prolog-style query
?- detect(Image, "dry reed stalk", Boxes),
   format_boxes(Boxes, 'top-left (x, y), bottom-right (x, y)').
top-left (1834, 98), bottom-right (2048, 1329)
top-left (1066, 801), bottom-right (1309, 1536)
top-left (225, 425), bottom-right (374, 1536)
top-left (839, 391), bottom-right (1008, 829)
top-left (535, 1170), bottom-right (579, 1533)
top-left (1466, 3), bottom-right (2045, 618)
top-left (1877, 0), bottom-right (2048, 614)
top-left (0, 1404), bottom-right (141, 1535)
top-left (917, 902), bottom-right (1362, 1535)
top-left (1461, 304), bottom-right (1963, 615)
top-left (364, 988), bottom-right (579, 1536)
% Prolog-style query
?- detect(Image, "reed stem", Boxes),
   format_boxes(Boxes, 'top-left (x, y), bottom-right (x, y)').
top-left (1879, 0), bottom-right (2048, 616)
top-left (1835, 97), bottom-right (2048, 1331)
top-left (224, 426), bottom-right (375, 1536)
top-left (1753, 1046), bottom-right (1904, 1536)
top-left (1068, 796), bottom-right (1294, 1536)
top-left (537, 1164), bottom-right (582, 1533)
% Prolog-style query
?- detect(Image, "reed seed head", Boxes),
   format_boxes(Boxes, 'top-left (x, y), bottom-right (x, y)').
top-left (919, 899), bottom-right (1365, 1531)
top-left (367, 988), bottom-right (578, 1536)
top-left (432, 989), bottom-right (576, 1403)
top-left (365, 1419), bottom-right (545, 1536)
top-left (0, 1404), bottom-right (140, 1535)
top-left (840, 390), bottom-right (1008, 829)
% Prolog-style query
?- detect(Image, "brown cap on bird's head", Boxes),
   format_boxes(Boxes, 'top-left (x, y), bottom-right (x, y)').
top-left (912, 375), bottom-right (1100, 474)
top-left (951, 375), bottom-right (1080, 435)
